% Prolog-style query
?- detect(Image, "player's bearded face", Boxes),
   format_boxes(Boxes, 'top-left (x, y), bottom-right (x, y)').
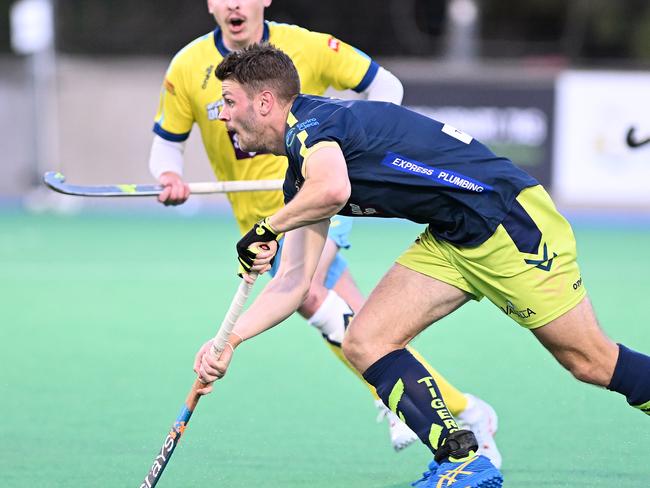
top-left (220, 81), bottom-right (269, 153)
top-left (232, 103), bottom-right (263, 153)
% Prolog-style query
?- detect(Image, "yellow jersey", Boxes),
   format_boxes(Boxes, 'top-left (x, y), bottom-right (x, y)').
top-left (153, 21), bottom-right (379, 233)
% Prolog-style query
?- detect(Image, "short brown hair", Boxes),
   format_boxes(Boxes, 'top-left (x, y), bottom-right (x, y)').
top-left (215, 43), bottom-right (300, 102)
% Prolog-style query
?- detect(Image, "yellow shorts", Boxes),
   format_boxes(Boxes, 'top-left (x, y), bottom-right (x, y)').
top-left (396, 185), bottom-right (586, 329)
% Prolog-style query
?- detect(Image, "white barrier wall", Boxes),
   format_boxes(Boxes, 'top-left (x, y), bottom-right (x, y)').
top-left (554, 71), bottom-right (650, 208)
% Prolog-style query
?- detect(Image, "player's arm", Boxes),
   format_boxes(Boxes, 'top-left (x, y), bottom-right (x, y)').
top-left (149, 56), bottom-right (194, 205)
top-left (234, 143), bottom-right (348, 275)
top-left (148, 135), bottom-right (190, 205)
top-left (194, 220), bottom-right (329, 392)
top-left (361, 66), bottom-right (404, 104)
top-left (269, 144), bottom-right (350, 233)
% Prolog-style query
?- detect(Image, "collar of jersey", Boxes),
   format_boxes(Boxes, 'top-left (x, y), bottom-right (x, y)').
top-left (213, 21), bottom-right (270, 57)
top-left (286, 95), bottom-right (307, 128)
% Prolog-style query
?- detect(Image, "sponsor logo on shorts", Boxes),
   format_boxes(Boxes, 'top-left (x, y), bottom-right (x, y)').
top-left (524, 242), bottom-right (557, 272)
top-left (573, 276), bottom-right (583, 290)
top-left (349, 203), bottom-right (378, 215)
top-left (380, 152), bottom-right (492, 192)
top-left (502, 300), bottom-right (536, 319)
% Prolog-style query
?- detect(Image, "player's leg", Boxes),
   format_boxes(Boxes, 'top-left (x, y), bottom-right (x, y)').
top-left (294, 232), bottom-right (426, 451)
top-left (342, 263), bottom-right (503, 487)
top-left (331, 264), bottom-right (482, 431)
top-left (531, 296), bottom-right (650, 414)
top-left (297, 217), bottom-right (501, 460)
top-left (475, 184), bottom-right (650, 413)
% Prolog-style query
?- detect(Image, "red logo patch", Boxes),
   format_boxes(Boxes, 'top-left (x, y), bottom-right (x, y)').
top-left (327, 37), bottom-right (340, 52)
top-left (163, 78), bottom-right (176, 96)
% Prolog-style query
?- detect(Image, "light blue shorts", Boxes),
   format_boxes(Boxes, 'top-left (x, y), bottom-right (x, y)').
top-left (270, 215), bottom-right (352, 289)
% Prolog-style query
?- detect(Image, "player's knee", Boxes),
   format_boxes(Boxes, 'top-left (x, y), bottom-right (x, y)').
top-left (341, 333), bottom-right (366, 372)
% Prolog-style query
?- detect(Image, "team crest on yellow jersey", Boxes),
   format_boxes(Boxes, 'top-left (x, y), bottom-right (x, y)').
top-left (206, 100), bottom-right (222, 121)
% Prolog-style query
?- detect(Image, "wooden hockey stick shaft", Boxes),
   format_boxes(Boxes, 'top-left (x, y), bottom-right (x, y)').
top-left (140, 273), bottom-right (257, 488)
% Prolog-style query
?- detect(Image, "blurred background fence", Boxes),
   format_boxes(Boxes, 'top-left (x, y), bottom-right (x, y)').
top-left (1, 0), bottom-right (649, 208)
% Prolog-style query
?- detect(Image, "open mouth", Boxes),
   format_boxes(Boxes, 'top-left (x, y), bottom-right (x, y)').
top-left (228, 17), bottom-right (245, 30)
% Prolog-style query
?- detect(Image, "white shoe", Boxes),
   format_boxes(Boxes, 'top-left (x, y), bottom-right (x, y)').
top-left (455, 394), bottom-right (502, 469)
top-left (375, 400), bottom-right (419, 452)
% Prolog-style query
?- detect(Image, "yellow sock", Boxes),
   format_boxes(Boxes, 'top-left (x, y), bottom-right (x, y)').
top-left (324, 340), bottom-right (381, 399)
top-left (323, 340), bottom-right (468, 414)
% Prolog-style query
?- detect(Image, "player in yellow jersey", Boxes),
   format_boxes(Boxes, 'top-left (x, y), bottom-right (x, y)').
top-left (149, 0), bottom-right (501, 466)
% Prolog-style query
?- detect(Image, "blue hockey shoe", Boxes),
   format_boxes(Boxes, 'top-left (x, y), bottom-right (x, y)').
top-left (411, 459), bottom-right (439, 487)
top-left (414, 455), bottom-right (502, 487)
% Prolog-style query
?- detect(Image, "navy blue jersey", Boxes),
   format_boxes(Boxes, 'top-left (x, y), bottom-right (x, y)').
top-left (283, 95), bottom-right (538, 247)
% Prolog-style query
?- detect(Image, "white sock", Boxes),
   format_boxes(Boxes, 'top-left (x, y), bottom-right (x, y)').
top-left (457, 393), bottom-right (477, 421)
top-left (307, 290), bottom-right (353, 345)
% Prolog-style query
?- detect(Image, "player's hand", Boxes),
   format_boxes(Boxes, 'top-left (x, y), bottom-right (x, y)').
top-left (236, 218), bottom-right (281, 278)
top-left (158, 171), bottom-right (190, 206)
top-left (193, 336), bottom-right (241, 394)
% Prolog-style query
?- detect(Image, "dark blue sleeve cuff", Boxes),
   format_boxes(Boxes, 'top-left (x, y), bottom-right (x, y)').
top-left (153, 123), bottom-right (190, 142)
top-left (352, 60), bottom-right (380, 93)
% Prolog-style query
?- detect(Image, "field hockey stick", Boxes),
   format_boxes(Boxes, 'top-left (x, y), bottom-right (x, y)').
top-left (140, 273), bottom-right (258, 488)
top-left (43, 171), bottom-right (283, 197)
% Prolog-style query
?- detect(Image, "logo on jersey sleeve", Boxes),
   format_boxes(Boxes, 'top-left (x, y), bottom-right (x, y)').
top-left (327, 37), bottom-right (340, 52)
top-left (163, 78), bottom-right (176, 96)
top-left (380, 152), bottom-right (493, 193)
top-left (441, 123), bottom-right (473, 144)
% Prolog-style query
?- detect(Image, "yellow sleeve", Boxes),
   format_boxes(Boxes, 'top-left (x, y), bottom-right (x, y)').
top-left (308, 32), bottom-right (380, 93)
top-left (153, 54), bottom-right (194, 142)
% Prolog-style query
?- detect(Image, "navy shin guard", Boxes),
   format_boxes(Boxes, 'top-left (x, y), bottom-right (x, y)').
top-left (363, 348), bottom-right (461, 453)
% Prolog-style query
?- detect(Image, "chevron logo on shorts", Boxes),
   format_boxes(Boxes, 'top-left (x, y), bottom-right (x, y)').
top-left (524, 242), bottom-right (557, 272)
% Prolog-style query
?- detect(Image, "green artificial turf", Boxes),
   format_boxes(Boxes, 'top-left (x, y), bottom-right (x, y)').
top-left (1, 210), bottom-right (648, 487)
